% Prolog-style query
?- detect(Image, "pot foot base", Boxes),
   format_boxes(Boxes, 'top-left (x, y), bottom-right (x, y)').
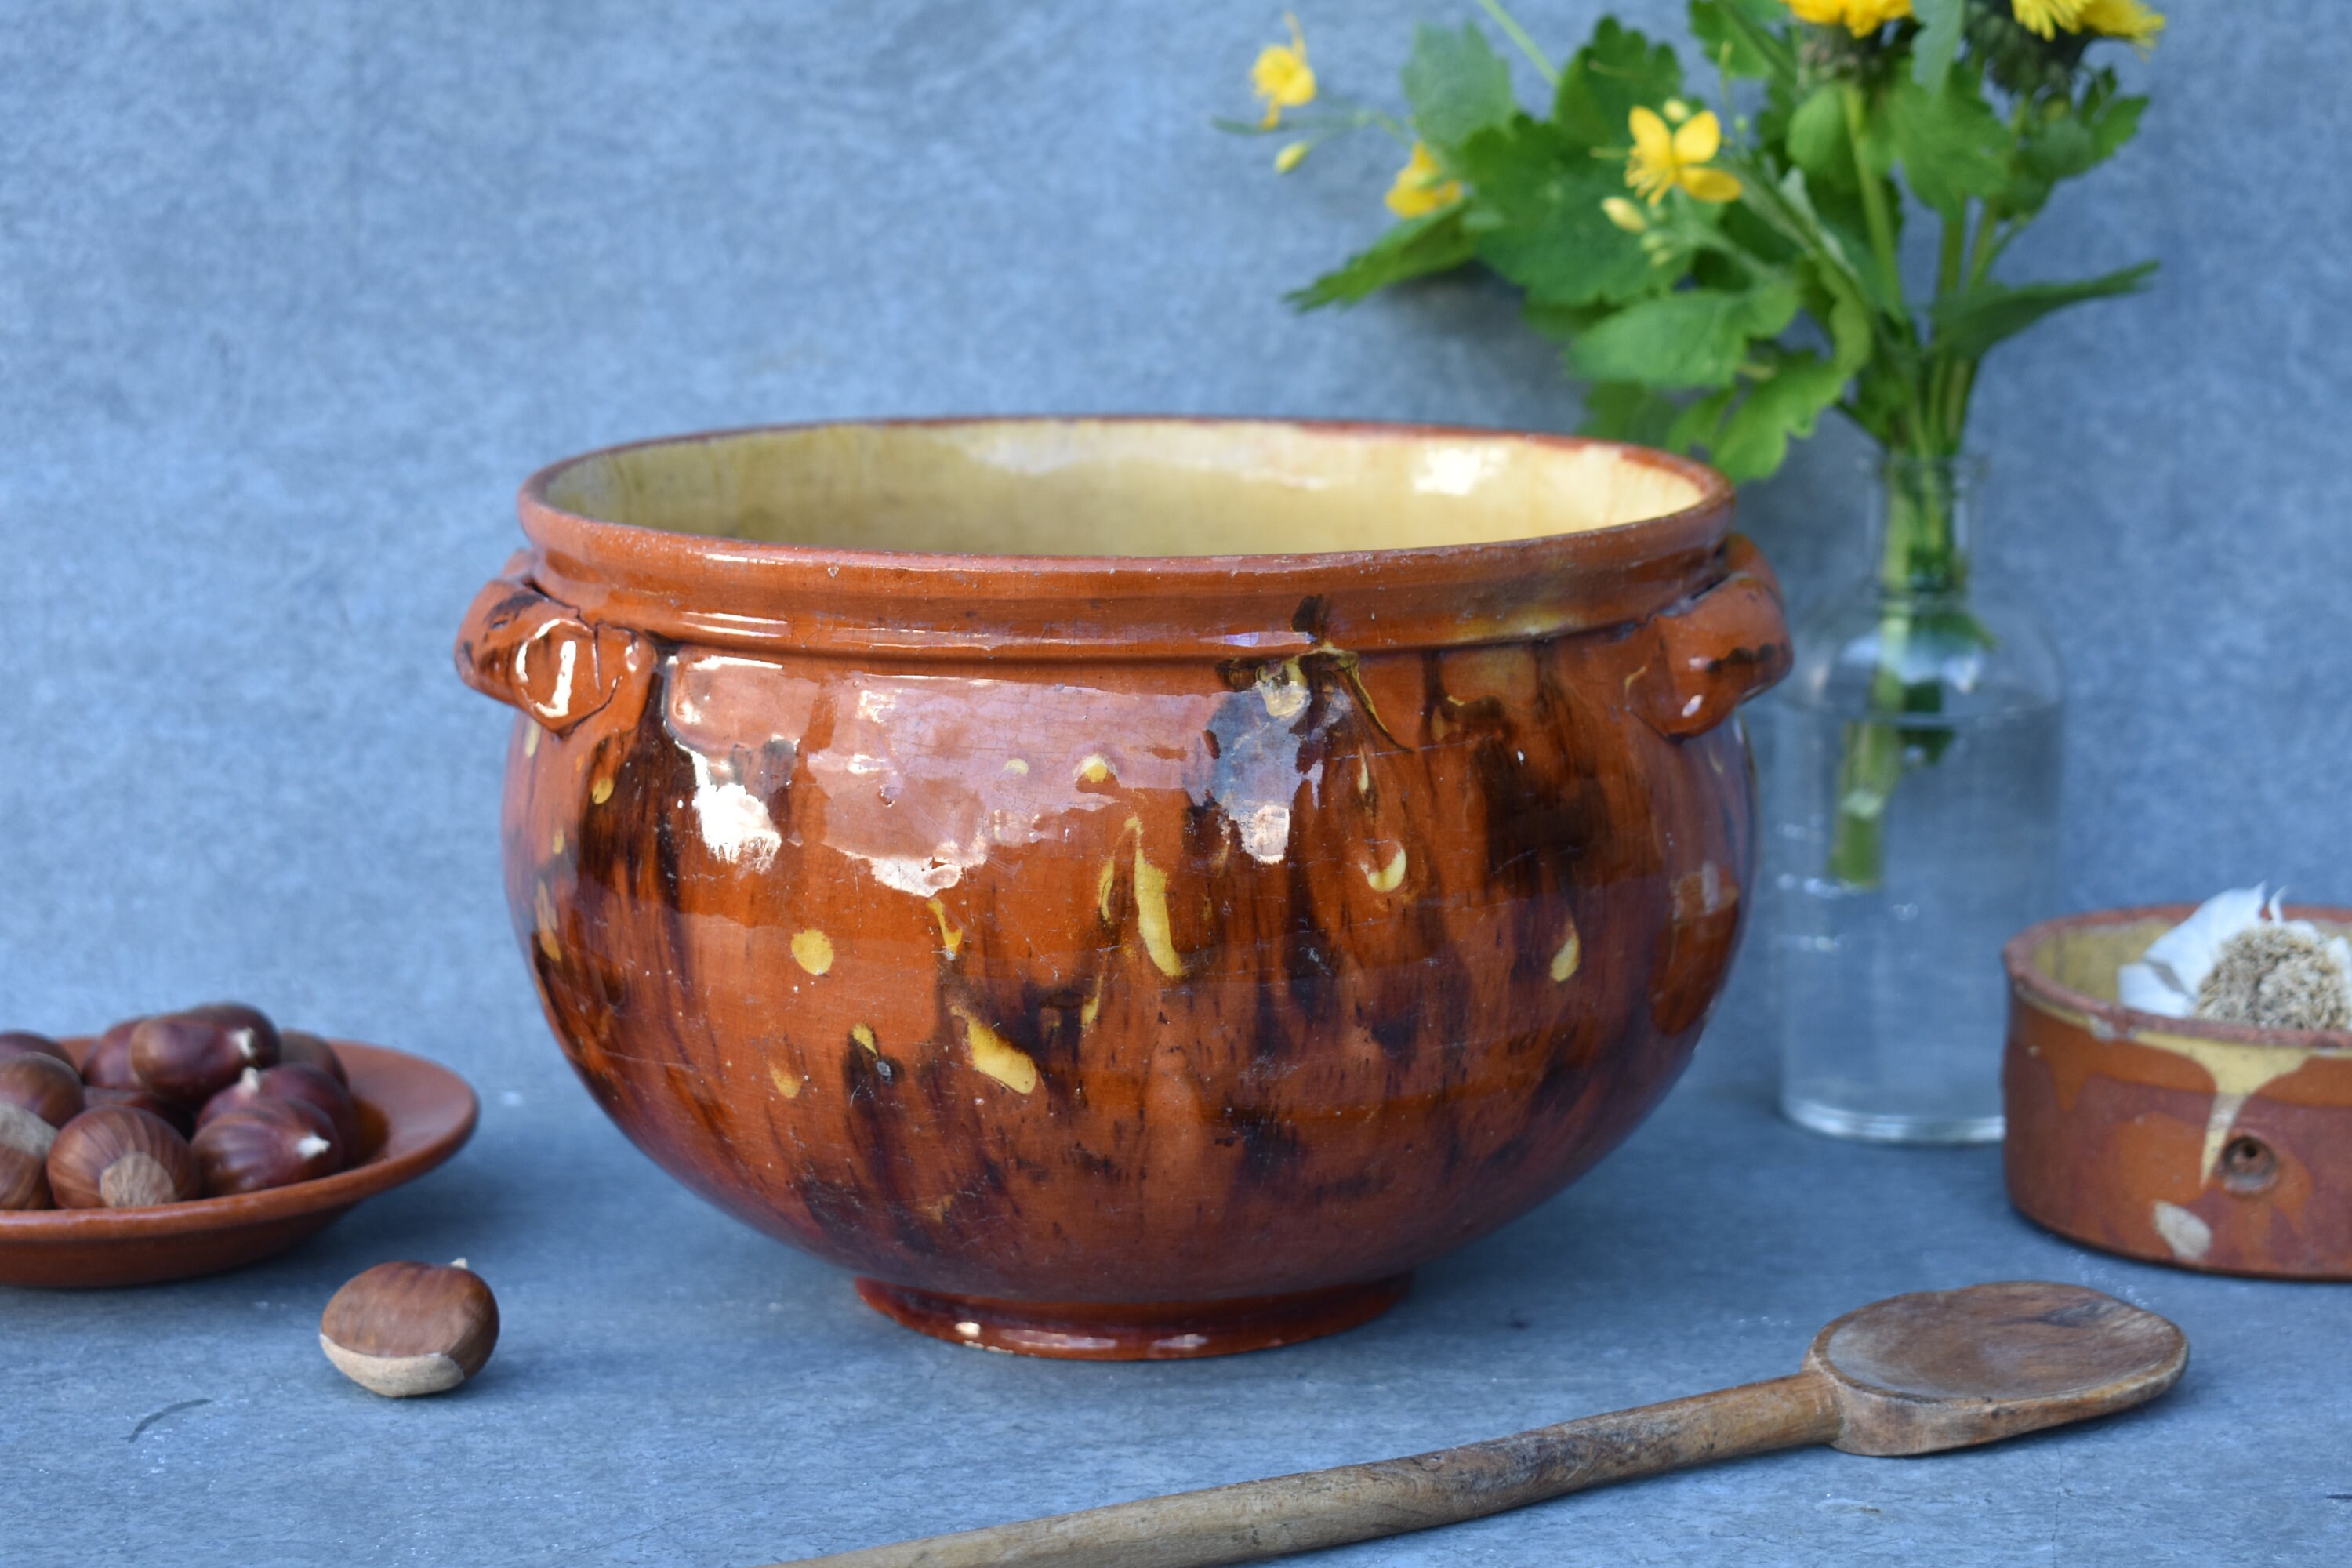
top-left (851, 1274), bottom-right (1413, 1360)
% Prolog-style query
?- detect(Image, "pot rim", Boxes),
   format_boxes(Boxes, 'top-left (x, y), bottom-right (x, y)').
top-left (513, 416), bottom-right (1740, 662)
top-left (2002, 902), bottom-right (2352, 1052)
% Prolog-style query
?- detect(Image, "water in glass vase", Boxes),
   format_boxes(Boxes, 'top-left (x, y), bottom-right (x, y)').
top-left (1766, 697), bottom-right (2062, 1142)
top-left (1762, 456), bottom-right (2065, 1143)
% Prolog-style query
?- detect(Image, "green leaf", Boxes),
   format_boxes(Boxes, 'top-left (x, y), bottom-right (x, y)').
top-left (1522, 299), bottom-right (1617, 343)
top-left (2005, 81), bottom-right (2146, 216)
top-left (1402, 23), bottom-right (1518, 158)
top-left (1554, 20), bottom-right (1682, 149)
top-left (1824, 287), bottom-right (1873, 375)
top-left (1910, 0), bottom-right (1966, 90)
top-left (1580, 382), bottom-right (1682, 447)
top-left (1567, 281), bottom-right (1800, 390)
top-left (1287, 209), bottom-right (1476, 311)
top-left (1785, 87), bottom-right (1851, 189)
top-left (1886, 76), bottom-right (2009, 218)
top-left (1668, 386), bottom-right (1737, 453)
top-left (1707, 355), bottom-right (1847, 481)
top-left (1458, 120), bottom-right (1663, 308)
top-left (1928, 260), bottom-right (2157, 360)
top-left (2089, 90), bottom-right (2147, 163)
top-left (1688, 0), bottom-right (1788, 82)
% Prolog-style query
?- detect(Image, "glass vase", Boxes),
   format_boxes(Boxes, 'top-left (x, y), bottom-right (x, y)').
top-left (1761, 456), bottom-right (2063, 1143)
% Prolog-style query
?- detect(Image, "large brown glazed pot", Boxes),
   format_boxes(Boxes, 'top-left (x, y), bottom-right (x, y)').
top-left (455, 419), bottom-right (1791, 1356)
top-left (2005, 906), bottom-right (2352, 1280)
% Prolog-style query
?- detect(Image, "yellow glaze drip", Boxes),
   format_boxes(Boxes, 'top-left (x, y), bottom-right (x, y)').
top-left (1096, 852), bottom-right (1120, 923)
top-left (534, 885), bottom-right (561, 962)
top-left (1133, 841), bottom-right (1185, 978)
top-left (791, 929), bottom-right (835, 976)
top-left (1365, 847), bottom-right (1408, 892)
top-left (926, 898), bottom-right (964, 958)
top-left (2018, 993), bottom-right (2328, 1181)
top-left (1551, 920), bottom-right (1582, 982)
top-left (1095, 818), bottom-right (1186, 978)
top-left (2132, 1029), bottom-right (2319, 1182)
top-left (953, 1007), bottom-right (1038, 1094)
top-left (769, 1065), bottom-right (801, 1099)
top-left (1258, 660), bottom-right (1309, 720)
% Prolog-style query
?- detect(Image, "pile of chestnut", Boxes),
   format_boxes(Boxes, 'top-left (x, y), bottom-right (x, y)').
top-left (0, 1004), bottom-right (358, 1211)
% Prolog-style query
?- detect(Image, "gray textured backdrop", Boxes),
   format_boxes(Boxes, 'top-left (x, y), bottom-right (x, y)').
top-left (5, 0), bottom-right (2346, 1053)
top-left (2, 3), bottom-right (2348, 1563)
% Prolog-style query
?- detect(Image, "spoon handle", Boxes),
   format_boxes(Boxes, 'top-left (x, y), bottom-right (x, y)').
top-left (774, 1372), bottom-right (1839, 1568)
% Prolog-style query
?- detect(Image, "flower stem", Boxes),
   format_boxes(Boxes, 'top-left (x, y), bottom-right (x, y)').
top-left (1475, 0), bottom-right (1559, 87)
top-left (1840, 85), bottom-right (1907, 330)
top-left (1824, 459), bottom-right (1967, 888)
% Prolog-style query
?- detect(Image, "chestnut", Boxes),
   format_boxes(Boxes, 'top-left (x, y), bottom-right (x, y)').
top-left (0, 1102), bottom-right (56, 1209)
top-left (0, 1051), bottom-right (82, 1128)
top-left (319, 1260), bottom-right (499, 1397)
top-left (132, 1004), bottom-right (281, 1105)
top-left (191, 1098), bottom-right (340, 1196)
top-left (198, 1063), bottom-right (359, 1154)
top-left (81, 1018), bottom-right (146, 1089)
top-left (0, 1051), bottom-right (85, 1129)
top-left (0, 1030), bottom-right (73, 1066)
top-left (278, 1029), bottom-right (347, 1086)
top-left (83, 1085), bottom-right (193, 1135)
top-left (47, 1105), bottom-right (199, 1209)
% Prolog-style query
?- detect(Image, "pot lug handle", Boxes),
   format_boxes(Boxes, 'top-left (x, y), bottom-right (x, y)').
top-left (1628, 535), bottom-right (1792, 739)
top-left (455, 554), bottom-right (649, 735)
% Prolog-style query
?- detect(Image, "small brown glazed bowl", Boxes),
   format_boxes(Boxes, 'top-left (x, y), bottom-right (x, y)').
top-left (456, 417), bottom-right (1791, 1356)
top-left (0, 1039), bottom-right (477, 1288)
top-left (2004, 906), bottom-right (2352, 1279)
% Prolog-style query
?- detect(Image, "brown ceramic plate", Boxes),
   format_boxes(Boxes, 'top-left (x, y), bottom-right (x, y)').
top-left (0, 1038), bottom-right (477, 1288)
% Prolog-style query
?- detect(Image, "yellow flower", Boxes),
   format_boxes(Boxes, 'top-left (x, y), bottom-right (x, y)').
top-left (1787, 0), bottom-right (1915, 38)
top-left (1252, 13), bottom-right (1316, 129)
top-left (1601, 196), bottom-right (1650, 234)
top-left (2078, 0), bottom-right (2165, 50)
top-left (1273, 140), bottom-right (1310, 174)
top-left (2009, 0), bottom-right (2089, 38)
top-left (1625, 107), bottom-right (1742, 207)
top-left (1385, 141), bottom-right (1462, 218)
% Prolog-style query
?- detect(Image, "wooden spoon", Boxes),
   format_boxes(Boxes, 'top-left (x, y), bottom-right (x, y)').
top-left (774, 1281), bottom-right (2185, 1568)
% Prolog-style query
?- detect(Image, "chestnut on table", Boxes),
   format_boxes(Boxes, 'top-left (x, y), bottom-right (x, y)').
top-left (319, 1260), bottom-right (501, 1399)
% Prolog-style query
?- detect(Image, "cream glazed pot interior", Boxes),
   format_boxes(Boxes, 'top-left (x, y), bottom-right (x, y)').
top-left (535, 419), bottom-right (1711, 558)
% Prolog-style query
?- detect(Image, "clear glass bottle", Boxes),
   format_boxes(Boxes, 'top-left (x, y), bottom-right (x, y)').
top-left (1761, 456), bottom-right (2063, 1143)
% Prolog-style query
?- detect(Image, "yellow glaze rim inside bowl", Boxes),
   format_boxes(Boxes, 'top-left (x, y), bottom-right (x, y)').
top-left (539, 419), bottom-right (1710, 560)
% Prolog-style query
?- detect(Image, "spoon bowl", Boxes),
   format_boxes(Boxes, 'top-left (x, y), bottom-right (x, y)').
top-left (1811, 1279), bottom-right (2189, 1456)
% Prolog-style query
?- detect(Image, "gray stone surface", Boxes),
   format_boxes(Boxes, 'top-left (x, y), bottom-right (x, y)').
top-left (2, 2), bottom-right (2347, 1563)
top-left (6, 1050), bottom-right (2350, 1566)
